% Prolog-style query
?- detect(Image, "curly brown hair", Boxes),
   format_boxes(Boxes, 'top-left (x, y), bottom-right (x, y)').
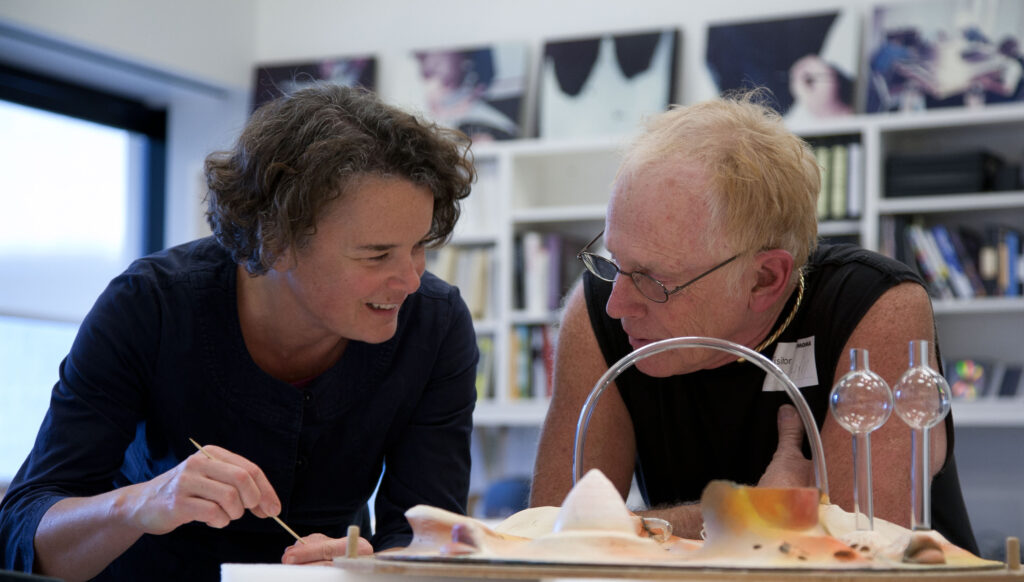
top-left (204, 84), bottom-right (475, 275)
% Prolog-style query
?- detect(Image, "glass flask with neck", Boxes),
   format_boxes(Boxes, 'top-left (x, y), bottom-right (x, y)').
top-left (892, 339), bottom-right (951, 531)
top-left (829, 348), bottom-right (893, 531)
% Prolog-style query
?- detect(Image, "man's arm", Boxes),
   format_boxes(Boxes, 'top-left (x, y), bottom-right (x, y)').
top-left (820, 281), bottom-right (947, 529)
top-left (530, 283), bottom-right (637, 507)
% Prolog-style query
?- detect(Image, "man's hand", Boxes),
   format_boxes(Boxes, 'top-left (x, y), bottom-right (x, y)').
top-left (757, 404), bottom-right (814, 488)
top-left (281, 533), bottom-right (374, 565)
top-left (120, 445), bottom-right (282, 535)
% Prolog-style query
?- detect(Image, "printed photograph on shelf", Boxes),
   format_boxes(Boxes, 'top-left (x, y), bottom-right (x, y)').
top-left (537, 29), bottom-right (678, 139)
top-left (701, 11), bottom-right (858, 121)
top-left (409, 43), bottom-right (528, 142)
top-left (251, 56), bottom-right (376, 112)
top-left (866, 0), bottom-right (1024, 113)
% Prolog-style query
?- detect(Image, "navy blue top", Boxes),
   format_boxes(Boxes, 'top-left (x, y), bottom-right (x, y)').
top-left (0, 237), bottom-right (478, 581)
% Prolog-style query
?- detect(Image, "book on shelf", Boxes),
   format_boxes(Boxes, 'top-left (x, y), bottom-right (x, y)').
top-left (905, 222), bottom-right (955, 300)
top-left (428, 244), bottom-right (494, 320)
top-left (814, 145), bottom-right (831, 221)
top-left (846, 141), bottom-right (863, 219)
top-left (520, 231), bottom-right (549, 316)
top-left (513, 234), bottom-right (525, 311)
top-left (507, 324), bottom-right (522, 400)
top-left (808, 136), bottom-right (862, 222)
top-left (945, 226), bottom-right (987, 297)
top-left (930, 224), bottom-right (974, 299)
top-left (530, 325), bottom-right (554, 399)
top-left (975, 227), bottom-right (1001, 296)
top-left (514, 231), bottom-right (587, 314)
top-left (829, 143), bottom-right (848, 222)
top-left (951, 224), bottom-right (1022, 298)
top-left (998, 227), bottom-right (1021, 297)
top-left (515, 325), bottom-right (532, 399)
top-left (545, 232), bottom-right (564, 312)
top-left (506, 324), bottom-right (556, 402)
top-left (476, 335), bottom-right (495, 400)
top-left (997, 364), bottom-right (1023, 398)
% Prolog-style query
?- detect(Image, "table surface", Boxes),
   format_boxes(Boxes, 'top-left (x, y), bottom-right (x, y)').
top-left (335, 554), bottom-right (1024, 582)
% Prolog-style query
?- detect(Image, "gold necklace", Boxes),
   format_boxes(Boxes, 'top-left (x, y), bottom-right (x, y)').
top-left (738, 272), bottom-right (805, 363)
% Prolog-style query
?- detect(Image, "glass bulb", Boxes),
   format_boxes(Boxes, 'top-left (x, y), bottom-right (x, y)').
top-left (893, 339), bottom-right (951, 430)
top-left (830, 349), bottom-right (893, 435)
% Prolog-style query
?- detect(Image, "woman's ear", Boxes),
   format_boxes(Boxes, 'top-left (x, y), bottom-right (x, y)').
top-left (748, 249), bottom-right (795, 313)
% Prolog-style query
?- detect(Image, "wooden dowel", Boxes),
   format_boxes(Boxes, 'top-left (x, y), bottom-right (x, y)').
top-left (346, 524), bottom-right (360, 559)
top-left (1008, 536), bottom-right (1021, 570)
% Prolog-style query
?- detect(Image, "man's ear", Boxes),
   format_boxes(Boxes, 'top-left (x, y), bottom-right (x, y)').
top-left (748, 249), bottom-right (795, 313)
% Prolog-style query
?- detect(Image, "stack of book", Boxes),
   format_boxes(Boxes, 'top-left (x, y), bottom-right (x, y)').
top-left (885, 151), bottom-right (1015, 197)
top-left (881, 218), bottom-right (1022, 300)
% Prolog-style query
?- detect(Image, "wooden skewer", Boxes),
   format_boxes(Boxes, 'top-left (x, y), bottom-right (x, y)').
top-left (189, 438), bottom-right (306, 544)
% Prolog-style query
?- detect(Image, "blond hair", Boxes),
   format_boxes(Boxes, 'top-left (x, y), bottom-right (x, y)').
top-left (620, 90), bottom-right (819, 278)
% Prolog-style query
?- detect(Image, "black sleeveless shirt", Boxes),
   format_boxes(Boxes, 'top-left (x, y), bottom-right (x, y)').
top-left (584, 243), bottom-right (978, 553)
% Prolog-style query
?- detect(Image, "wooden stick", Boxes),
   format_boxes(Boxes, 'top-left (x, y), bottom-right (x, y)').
top-left (189, 438), bottom-right (306, 544)
top-left (1008, 536), bottom-right (1021, 570)
top-left (346, 524), bottom-right (360, 559)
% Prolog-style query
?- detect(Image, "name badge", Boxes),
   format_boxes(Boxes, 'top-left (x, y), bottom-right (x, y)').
top-left (762, 336), bottom-right (818, 391)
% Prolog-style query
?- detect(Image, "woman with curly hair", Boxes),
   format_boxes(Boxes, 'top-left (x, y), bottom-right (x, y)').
top-left (0, 84), bottom-right (478, 581)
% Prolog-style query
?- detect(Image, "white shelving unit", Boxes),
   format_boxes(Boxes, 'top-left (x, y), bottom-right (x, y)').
top-left (456, 103), bottom-right (1024, 428)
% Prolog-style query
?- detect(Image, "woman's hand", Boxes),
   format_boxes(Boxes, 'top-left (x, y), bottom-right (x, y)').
top-left (281, 533), bottom-right (374, 566)
top-left (121, 445), bottom-right (282, 535)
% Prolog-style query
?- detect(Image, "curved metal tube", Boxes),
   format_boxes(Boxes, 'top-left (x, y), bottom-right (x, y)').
top-left (572, 336), bottom-right (829, 497)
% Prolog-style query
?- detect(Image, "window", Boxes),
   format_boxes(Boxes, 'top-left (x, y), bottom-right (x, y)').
top-left (0, 64), bottom-right (166, 485)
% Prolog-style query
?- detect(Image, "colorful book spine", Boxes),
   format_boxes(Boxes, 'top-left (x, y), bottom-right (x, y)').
top-left (931, 224), bottom-right (974, 299)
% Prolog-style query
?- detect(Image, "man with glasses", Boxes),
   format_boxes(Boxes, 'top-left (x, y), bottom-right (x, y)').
top-left (530, 92), bottom-right (978, 554)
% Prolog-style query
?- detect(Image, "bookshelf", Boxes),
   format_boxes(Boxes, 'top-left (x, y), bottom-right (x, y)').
top-left (451, 104), bottom-right (1024, 428)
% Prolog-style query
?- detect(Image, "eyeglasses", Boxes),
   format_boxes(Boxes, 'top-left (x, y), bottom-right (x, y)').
top-left (576, 230), bottom-right (739, 303)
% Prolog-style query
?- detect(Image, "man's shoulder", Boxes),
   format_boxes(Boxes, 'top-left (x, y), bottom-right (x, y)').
top-left (810, 243), bottom-right (919, 282)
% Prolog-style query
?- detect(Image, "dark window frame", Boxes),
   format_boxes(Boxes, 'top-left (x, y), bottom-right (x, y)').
top-left (0, 62), bottom-right (167, 253)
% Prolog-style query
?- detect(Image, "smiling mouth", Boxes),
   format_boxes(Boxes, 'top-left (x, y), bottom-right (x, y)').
top-left (369, 302), bottom-right (400, 311)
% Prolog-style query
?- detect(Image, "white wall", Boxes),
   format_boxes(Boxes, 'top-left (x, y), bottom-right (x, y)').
top-left (0, 0), bottom-right (256, 245)
top-left (0, 0), bottom-right (256, 89)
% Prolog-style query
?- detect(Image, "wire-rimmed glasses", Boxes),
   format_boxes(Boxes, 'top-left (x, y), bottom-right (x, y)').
top-left (575, 230), bottom-right (739, 303)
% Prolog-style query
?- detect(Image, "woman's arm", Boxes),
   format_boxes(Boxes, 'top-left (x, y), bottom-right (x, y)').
top-left (34, 447), bottom-right (281, 581)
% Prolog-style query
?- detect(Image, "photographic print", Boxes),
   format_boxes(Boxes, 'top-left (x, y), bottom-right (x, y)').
top-left (410, 43), bottom-right (527, 142)
top-left (703, 11), bottom-right (859, 121)
top-left (866, 0), bottom-right (1024, 112)
top-left (538, 29), bottom-right (678, 139)
top-left (252, 56), bottom-right (376, 112)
